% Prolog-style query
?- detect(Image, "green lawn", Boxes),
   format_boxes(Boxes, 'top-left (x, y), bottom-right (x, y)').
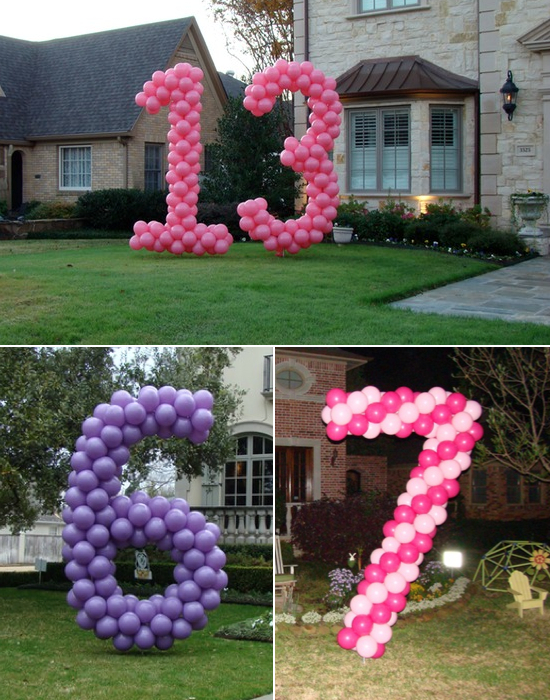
top-left (276, 584), bottom-right (550, 700)
top-left (0, 239), bottom-right (548, 343)
top-left (0, 589), bottom-right (272, 700)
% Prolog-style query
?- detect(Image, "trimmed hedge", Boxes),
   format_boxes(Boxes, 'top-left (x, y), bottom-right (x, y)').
top-left (0, 562), bottom-right (273, 595)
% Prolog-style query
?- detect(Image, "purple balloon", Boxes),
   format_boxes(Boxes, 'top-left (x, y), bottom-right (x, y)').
top-left (178, 581), bottom-right (201, 602)
top-left (172, 528), bottom-right (194, 551)
top-left (106, 595), bottom-right (128, 618)
top-left (186, 511), bottom-right (206, 534)
top-left (191, 408), bottom-right (214, 432)
top-left (157, 533), bottom-right (174, 551)
top-left (72, 505), bottom-right (96, 530)
top-left (122, 424), bottom-right (143, 446)
top-left (72, 578), bottom-right (96, 602)
top-left (124, 401), bottom-right (147, 426)
top-left (161, 597), bottom-right (183, 620)
top-left (95, 615), bottom-right (119, 639)
top-left (170, 498), bottom-right (190, 514)
top-left (174, 392), bottom-right (196, 417)
top-left (110, 518), bottom-right (134, 543)
top-left (135, 626), bottom-right (155, 650)
top-left (110, 390), bottom-right (134, 408)
top-left (205, 547), bottom-right (226, 570)
top-left (130, 528), bottom-right (148, 548)
top-left (65, 486), bottom-right (87, 509)
top-left (93, 403), bottom-right (110, 421)
top-left (84, 596), bottom-right (107, 620)
top-left (155, 403), bottom-right (177, 427)
top-left (71, 451), bottom-right (92, 472)
top-left (194, 566), bottom-right (217, 589)
top-left (158, 385), bottom-right (177, 404)
top-left (75, 470), bottom-right (99, 493)
top-left (172, 618), bottom-right (192, 639)
top-left (101, 476), bottom-right (122, 497)
top-left (104, 404), bottom-right (126, 426)
top-left (141, 414), bottom-right (159, 436)
top-left (85, 437), bottom-right (108, 460)
top-left (130, 491), bottom-right (150, 504)
top-left (191, 614), bottom-right (209, 631)
top-left (135, 600), bottom-right (156, 624)
top-left (94, 576), bottom-right (117, 599)
top-left (100, 424), bottom-right (123, 448)
top-left (82, 417), bottom-right (104, 438)
top-left (172, 418), bottom-right (192, 438)
top-left (67, 589), bottom-right (83, 610)
top-left (96, 542), bottom-right (117, 560)
top-left (150, 496), bottom-right (171, 518)
top-left (138, 385), bottom-right (160, 412)
top-left (174, 564), bottom-right (194, 584)
top-left (72, 540), bottom-right (96, 565)
top-left (86, 488), bottom-right (110, 512)
top-left (213, 570), bottom-right (229, 590)
top-left (144, 517), bottom-right (167, 542)
top-left (128, 503), bottom-right (151, 527)
top-left (111, 496), bottom-right (131, 517)
top-left (194, 529), bottom-right (217, 553)
top-left (76, 609), bottom-right (95, 630)
top-left (193, 390), bottom-right (214, 410)
top-left (200, 589), bottom-right (221, 610)
top-left (86, 524), bottom-right (110, 548)
top-left (94, 505), bottom-right (116, 528)
top-left (183, 548), bottom-right (205, 571)
top-left (150, 614), bottom-right (172, 636)
top-left (155, 635), bottom-right (174, 650)
top-left (87, 555), bottom-right (112, 579)
top-left (189, 428), bottom-right (209, 444)
top-left (183, 601), bottom-right (204, 623)
top-left (65, 561), bottom-right (88, 582)
top-left (108, 445), bottom-right (130, 466)
top-left (164, 509), bottom-right (187, 533)
top-left (113, 633), bottom-right (134, 651)
top-left (62, 523), bottom-right (86, 546)
top-left (118, 612), bottom-right (141, 635)
top-left (92, 457), bottom-right (116, 481)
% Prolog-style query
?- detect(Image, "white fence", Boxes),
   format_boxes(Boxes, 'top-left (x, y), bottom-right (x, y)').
top-left (200, 506), bottom-right (273, 545)
top-left (0, 534), bottom-right (63, 565)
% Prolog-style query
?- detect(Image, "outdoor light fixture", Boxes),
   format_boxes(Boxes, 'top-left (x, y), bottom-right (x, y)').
top-left (443, 550), bottom-right (463, 577)
top-left (500, 70), bottom-right (519, 121)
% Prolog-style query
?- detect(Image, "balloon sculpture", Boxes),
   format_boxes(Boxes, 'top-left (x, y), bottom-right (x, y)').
top-left (131, 64), bottom-right (234, 255)
top-left (131, 60), bottom-right (342, 256)
top-left (237, 60), bottom-right (342, 255)
top-left (322, 386), bottom-right (483, 660)
top-left (62, 386), bottom-right (228, 652)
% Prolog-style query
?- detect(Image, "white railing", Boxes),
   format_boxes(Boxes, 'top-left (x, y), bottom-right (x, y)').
top-left (199, 506), bottom-right (273, 545)
top-left (283, 502), bottom-right (305, 537)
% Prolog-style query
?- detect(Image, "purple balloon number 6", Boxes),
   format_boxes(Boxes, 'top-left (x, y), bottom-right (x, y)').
top-left (62, 385), bottom-right (227, 652)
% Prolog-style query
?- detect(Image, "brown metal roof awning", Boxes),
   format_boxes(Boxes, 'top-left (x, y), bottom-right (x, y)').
top-left (336, 56), bottom-right (478, 99)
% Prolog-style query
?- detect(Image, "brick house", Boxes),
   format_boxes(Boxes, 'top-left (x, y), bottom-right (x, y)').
top-left (275, 347), bottom-right (387, 535)
top-left (293, 0), bottom-right (550, 230)
top-left (0, 17), bottom-right (243, 211)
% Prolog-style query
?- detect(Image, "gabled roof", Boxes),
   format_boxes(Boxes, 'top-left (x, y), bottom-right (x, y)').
top-left (336, 56), bottom-right (478, 99)
top-left (0, 17), bottom-right (230, 142)
top-left (518, 18), bottom-right (550, 52)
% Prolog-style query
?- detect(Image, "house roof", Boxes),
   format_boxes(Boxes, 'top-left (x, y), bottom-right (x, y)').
top-left (336, 56), bottom-right (478, 99)
top-left (277, 347), bottom-right (371, 371)
top-left (0, 17), bottom-right (233, 142)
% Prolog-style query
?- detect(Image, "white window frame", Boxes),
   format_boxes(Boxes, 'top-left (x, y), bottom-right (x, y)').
top-left (59, 145), bottom-right (92, 191)
top-left (348, 106), bottom-right (411, 193)
top-left (357, 0), bottom-right (421, 15)
top-left (430, 105), bottom-right (462, 193)
top-left (223, 434), bottom-right (273, 508)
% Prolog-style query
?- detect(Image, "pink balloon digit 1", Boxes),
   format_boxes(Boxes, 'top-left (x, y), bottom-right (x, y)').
top-left (238, 60), bottom-right (342, 255)
top-left (131, 64), bottom-right (233, 256)
top-left (322, 386), bottom-right (483, 660)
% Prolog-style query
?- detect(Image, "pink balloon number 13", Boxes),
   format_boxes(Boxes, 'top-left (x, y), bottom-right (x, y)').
top-left (131, 60), bottom-right (342, 256)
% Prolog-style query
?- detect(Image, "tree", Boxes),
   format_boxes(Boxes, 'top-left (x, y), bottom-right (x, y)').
top-left (452, 347), bottom-right (550, 482)
top-left (201, 96), bottom-right (299, 216)
top-left (208, 0), bottom-right (293, 74)
top-left (0, 347), bottom-right (115, 532)
top-left (115, 347), bottom-right (245, 492)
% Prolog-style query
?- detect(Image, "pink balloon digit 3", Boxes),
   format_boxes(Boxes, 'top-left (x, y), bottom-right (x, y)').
top-left (132, 64), bottom-right (233, 256)
top-left (322, 386), bottom-right (483, 660)
top-left (238, 60), bottom-right (342, 255)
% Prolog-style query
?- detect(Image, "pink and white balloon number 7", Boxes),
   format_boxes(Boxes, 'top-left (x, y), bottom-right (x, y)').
top-left (132, 60), bottom-right (342, 256)
top-left (322, 385), bottom-right (483, 660)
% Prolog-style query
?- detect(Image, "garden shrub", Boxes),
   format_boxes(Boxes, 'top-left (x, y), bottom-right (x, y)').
top-left (0, 200), bottom-right (8, 217)
top-left (197, 202), bottom-right (243, 239)
top-left (23, 200), bottom-right (77, 220)
top-left (291, 491), bottom-right (395, 566)
top-left (225, 565), bottom-right (273, 594)
top-left (75, 189), bottom-right (167, 230)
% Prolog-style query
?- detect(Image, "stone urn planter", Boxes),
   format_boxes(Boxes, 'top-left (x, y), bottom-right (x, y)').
top-left (511, 193), bottom-right (549, 255)
top-left (332, 226), bottom-right (354, 244)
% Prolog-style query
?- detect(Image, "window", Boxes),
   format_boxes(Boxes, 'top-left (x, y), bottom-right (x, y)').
top-left (350, 108), bottom-right (410, 192)
top-left (471, 468), bottom-right (487, 504)
top-left (224, 434), bottom-right (273, 507)
top-left (263, 354), bottom-right (273, 394)
top-left (276, 369), bottom-right (304, 391)
top-left (359, 0), bottom-right (420, 13)
top-left (346, 469), bottom-right (361, 496)
top-left (506, 469), bottom-right (521, 504)
top-left (59, 146), bottom-right (91, 190)
top-left (430, 107), bottom-right (461, 192)
top-left (527, 480), bottom-right (541, 504)
top-left (144, 144), bottom-right (164, 191)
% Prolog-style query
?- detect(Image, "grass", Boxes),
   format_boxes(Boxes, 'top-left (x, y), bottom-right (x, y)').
top-left (0, 588), bottom-right (272, 700)
top-left (276, 578), bottom-right (550, 700)
top-left (1, 238), bottom-right (548, 344)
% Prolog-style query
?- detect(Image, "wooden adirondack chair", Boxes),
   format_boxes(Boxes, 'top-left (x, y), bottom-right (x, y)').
top-left (275, 535), bottom-right (297, 610)
top-left (507, 570), bottom-right (548, 617)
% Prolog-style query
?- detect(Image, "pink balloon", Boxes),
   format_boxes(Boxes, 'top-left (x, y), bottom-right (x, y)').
top-left (325, 388), bottom-right (347, 408)
top-left (356, 635), bottom-right (378, 659)
top-left (337, 627), bottom-right (359, 650)
top-left (411, 494), bottom-right (432, 514)
top-left (427, 485), bottom-right (449, 505)
top-left (350, 595), bottom-right (372, 615)
top-left (465, 400), bottom-right (482, 420)
top-left (381, 536), bottom-right (400, 553)
top-left (384, 572), bottom-right (407, 594)
top-left (398, 402), bottom-right (419, 424)
top-left (429, 505), bottom-right (448, 525)
top-left (379, 552), bottom-right (400, 573)
top-left (326, 422), bottom-right (347, 441)
top-left (352, 614), bottom-right (374, 637)
top-left (371, 623), bottom-right (392, 644)
top-left (398, 562), bottom-right (420, 582)
top-left (364, 563), bottom-right (386, 583)
top-left (439, 459), bottom-right (461, 480)
top-left (418, 449), bottom-right (440, 468)
top-left (406, 477), bottom-right (428, 496)
top-left (394, 522), bottom-right (416, 544)
top-left (380, 413), bottom-right (402, 435)
top-left (452, 411), bottom-right (474, 432)
top-left (347, 391), bottom-right (368, 413)
top-left (414, 514), bottom-right (436, 534)
top-left (423, 466), bottom-right (444, 486)
top-left (394, 505), bottom-right (415, 524)
top-left (397, 542), bottom-right (420, 564)
top-left (415, 392), bottom-right (436, 414)
top-left (366, 582), bottom-right (388, 605)
top-left (331, 403), bottom-right (353, 426)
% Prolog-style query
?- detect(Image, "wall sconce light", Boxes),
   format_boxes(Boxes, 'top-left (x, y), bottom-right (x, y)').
top-left (500, 70), bottom-right (519, 121)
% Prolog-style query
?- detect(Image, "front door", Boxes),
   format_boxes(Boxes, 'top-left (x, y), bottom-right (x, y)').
top-left (276, 446), bottom-right (313, 534)
top-left (10, 150), bottom-right (23, 212)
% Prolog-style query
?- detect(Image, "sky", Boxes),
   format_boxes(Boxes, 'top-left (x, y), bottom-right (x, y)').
top-left (0, 0), bottom-right (252, 76)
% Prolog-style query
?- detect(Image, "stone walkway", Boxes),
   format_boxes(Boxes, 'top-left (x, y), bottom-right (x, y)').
top-left (391, 257), bottom-right (550, 326)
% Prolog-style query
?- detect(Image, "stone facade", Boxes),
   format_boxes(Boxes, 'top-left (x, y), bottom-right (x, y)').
top-left (294, 0), bottom-right (550, 228)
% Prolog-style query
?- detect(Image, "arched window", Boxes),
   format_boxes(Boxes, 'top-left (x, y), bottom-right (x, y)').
top-left (224, 434), bottom-right (273, 507)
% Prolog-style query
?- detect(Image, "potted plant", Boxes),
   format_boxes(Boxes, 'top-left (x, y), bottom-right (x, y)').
top-left (510, 190), bottom-right (549, 255)
top-left (332, 224), bottom-right (354, 244)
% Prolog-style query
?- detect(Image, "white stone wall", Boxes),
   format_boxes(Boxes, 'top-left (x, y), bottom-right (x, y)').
top-left (295, 0), bottom-right (550, 226)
